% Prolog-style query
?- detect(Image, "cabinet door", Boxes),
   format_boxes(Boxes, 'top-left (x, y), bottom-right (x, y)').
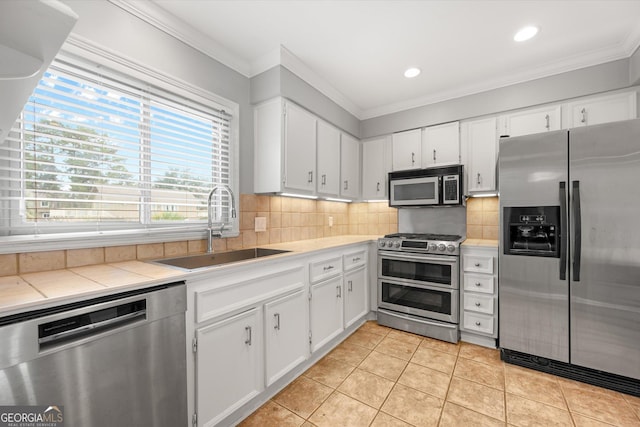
top-left (362, 137), bottom-right (391, 200)
top-left (422, 122), bottom-right (460, 167)
top-left (284, 102), bottom-right (317, 193)
top-left (462, 117), bottom-right (498, 193)
top-left (340, 133), bottom-right (360, 199)
top-left (566, 91), bottom-right (637, 128)
top-left (392, 128), bottom-right (421, 171)
top-left (498, 104), bottom-right (561, 137)
top-left (196, 308), bottom-right (262, 427)
top-left (316, 120), bottom-right (341, 196)
top-left (264, 290), bottom-right (309, 386)
top-left (310, 276), bottom-right (344, 352)
top-left (344, 266), bottom-right (367, 328)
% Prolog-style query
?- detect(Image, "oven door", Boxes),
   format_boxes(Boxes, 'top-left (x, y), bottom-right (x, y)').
top-left (378, 251), bottom-right (458, 290)
top-left (378, 279), bottom-right (458, 323)
top-left (389, 176), bottom-right (439, 206)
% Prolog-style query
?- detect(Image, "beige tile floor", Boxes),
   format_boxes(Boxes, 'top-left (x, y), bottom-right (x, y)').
top-left (240, 321), bottom-right (640, 427)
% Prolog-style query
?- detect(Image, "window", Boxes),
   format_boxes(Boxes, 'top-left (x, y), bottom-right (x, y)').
top-left (0, 56), bottom-right (237, 248)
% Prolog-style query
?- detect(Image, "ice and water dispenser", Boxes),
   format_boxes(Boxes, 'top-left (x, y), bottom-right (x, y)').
top-left (503, 206), bottom-right (560, 258)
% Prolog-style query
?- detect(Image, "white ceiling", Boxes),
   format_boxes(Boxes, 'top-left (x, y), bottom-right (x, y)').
top-left (132, 0), bottom-right (640, 120)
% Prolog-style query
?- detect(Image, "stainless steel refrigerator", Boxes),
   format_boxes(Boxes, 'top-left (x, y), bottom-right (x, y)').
top-left (498, 118), bottom-right (640, 391)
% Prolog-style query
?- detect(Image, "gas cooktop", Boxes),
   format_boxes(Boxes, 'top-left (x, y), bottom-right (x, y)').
top-left (378, 233), bottom-right (464, 255)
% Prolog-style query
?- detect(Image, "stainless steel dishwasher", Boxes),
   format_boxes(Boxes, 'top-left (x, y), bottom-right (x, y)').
top-left (0, 281), bottom-right (187, 427)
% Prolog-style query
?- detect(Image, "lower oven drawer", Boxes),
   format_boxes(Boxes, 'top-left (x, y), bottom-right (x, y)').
top-left (463, 311), bottom-right (494, 335)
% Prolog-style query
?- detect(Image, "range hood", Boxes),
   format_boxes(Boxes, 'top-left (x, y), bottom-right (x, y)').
top-left (0, 0), bottom-right (78, 142)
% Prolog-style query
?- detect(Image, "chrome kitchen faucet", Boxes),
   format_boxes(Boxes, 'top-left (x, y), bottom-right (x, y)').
top-left (207, 185), bottom-right (236, 253)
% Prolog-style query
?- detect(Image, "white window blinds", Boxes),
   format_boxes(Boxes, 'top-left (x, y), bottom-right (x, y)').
top-left (0, 58), bottom-right (234, 239)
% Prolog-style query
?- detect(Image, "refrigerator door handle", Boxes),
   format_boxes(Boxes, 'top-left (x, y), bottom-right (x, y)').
top-left (572, 180), bottom-right (582, 281)
top-left (559, 181), bottom-right (567, 280)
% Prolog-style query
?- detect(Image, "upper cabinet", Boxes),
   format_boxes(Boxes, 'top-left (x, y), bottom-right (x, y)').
top-left (340, 133), bottom-right (361, 199)
top-left (461, 117), bottom-right (498, 193)
top-left (254, 98), bottom-right (360, 199)
top-left (498, 104), bottom-right (561, 138)
top-left (392, 128), bottom-right (421, 171)
top-left (362, 136), bottom-right (391, 200)
top-left (421, 121), bottom-right (460, 167)
top-left (316, 120), bottom-right (341, 197)
top-left (565, 91), bottom-right (637, 128)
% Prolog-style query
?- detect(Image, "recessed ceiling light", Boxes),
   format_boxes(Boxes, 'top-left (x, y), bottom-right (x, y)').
top-left (514, 25), bottom-right (539, 42)
top-left (404, 67), bottom-right (421, 78)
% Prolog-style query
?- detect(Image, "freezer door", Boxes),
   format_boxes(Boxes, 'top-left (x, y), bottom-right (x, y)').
top-left (569, 119), bottom-right (640, 380)
top-left (498, 131), bottom-right (570, 362)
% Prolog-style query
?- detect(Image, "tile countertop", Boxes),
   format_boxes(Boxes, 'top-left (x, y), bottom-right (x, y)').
top-left (0, 235), bottom-right (381, 318)
top-left (461, 238), bottom-right (499, 248)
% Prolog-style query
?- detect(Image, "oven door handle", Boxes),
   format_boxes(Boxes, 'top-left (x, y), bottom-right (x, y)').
top-left (377, 309), bottom-right (457, 330)
top-left (378, 251), bottom-right (457, 265)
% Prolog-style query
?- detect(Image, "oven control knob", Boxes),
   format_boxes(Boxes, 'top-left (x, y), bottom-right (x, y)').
top-left (379, 241), bottom-right (386, 248)
top-left (393, 241), bottom-right (401, 249)
top-left (428, 243), bottom-right (437, 251)
top-left (437, 243), bottom-right (446, 251)
top-left (447, 244), bottom-right (455, 252)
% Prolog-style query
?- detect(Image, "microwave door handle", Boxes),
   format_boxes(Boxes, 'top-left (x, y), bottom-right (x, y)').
top-left (572, 181), bottom-right (581, 281)
top-left (559, 181), bottom-right (567, 280)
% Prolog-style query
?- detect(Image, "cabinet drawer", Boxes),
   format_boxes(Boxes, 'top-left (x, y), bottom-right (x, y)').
top-left (343, 250), bottom-right (366, 271)
top-left (463, 293), bottom-right (494, 315)
top-left (463, 273), bottom-right (494, 294)
top-left (310, 256), bottom-right (342, 283)
top-left (463, 254), bottom-right (493, 274)
top-left (463, 312), bottom-right (494, 335)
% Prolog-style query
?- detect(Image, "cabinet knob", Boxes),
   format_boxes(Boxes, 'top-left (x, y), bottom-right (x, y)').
top-left (475, 282), bottom-right (482, 287)
top-left (475, 302), bottom-right (481, 307)
top-left (475, 321), bottom-right (481, 326)
top-left (474, 262), bottom-right (481, 267)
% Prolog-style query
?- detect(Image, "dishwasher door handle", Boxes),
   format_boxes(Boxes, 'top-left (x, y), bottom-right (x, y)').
top-left (38, 308), bottom-right (146, 347)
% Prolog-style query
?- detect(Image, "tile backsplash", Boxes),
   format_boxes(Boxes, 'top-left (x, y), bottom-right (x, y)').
top-left (466, 196), bottom-right (499, 240)
top-left (0, 195), bottom-right (500, 276)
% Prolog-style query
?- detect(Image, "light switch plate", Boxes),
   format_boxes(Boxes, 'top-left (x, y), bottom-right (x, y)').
top-left (255, 216), bottom-right (267, 232)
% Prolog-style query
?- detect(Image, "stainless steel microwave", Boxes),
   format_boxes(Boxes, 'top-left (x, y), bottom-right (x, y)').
top-left (388, 165), bottom-right (463, 207)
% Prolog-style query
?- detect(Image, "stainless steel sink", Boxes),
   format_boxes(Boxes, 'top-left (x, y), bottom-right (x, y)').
top-left (152, 248), bottom-right (291, 270)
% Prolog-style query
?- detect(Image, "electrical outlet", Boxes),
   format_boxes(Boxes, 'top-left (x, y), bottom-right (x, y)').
top-left (328, 216), bottom-right (334, 227)
top-left (254, 216), bottom-right (267, 232)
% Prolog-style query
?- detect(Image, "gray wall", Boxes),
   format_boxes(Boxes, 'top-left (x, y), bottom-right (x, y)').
top-left (251, 66), bottom-right (360, 138)
top-left (361, 59), bottom-right (632, 138)
top-left (62, 0), bottom-right (254, 193)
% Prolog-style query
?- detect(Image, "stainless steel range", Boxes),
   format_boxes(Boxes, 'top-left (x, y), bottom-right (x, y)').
top-left (377, 232), bottom-right (463, 343)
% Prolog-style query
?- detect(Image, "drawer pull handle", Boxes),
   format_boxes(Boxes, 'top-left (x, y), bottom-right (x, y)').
top-left (323, 265), bottom-right (334, 271)
top-left (353, 257), bottom-right (360, 262)
top-left (475, 302), bottom-right (481, 307)
top-left (475, 321), bottom-right (481, 326)
top-left (474, 262), bottom-right (481, 267)
top-left (348, 280), bottom-right (353, 292)
top-left (337, 285), bottom-right (342, 298)
top-left (475, 282), bottom-right (482, 287)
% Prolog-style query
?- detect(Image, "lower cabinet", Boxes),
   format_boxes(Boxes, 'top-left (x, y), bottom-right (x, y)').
top-left (196, 307), bottom-right (263, 427)
top-left (264, 289), bottom-right (309, 386)
top-left (344, 267), bottom-right (366, 328)
top-left (310, 275), bottom-right (344, 352)
top-left (460, 245), bottom-right (498, 348)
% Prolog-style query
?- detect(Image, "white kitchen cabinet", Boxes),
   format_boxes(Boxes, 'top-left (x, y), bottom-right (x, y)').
top-left (461, 117), bottom-right (498, 193)
top-left (264, 289), bottom-right (309, 386)
top-left (343, 249), bottom-right (367, 328)
top-left (565, 91), bottom-right (637, 128)
top-left (195, 307), bottom-right (263, 427)
top-left (422, 121), bottom-right (460, 167)
top-left (361, 136), bottom-right (391, 200)
top-left (392, 128), bottom-right (421, 171)
top-left (316, 120), bottom-right (341, 196)
top-left (340, 133), bottom-right (361, 199)
top-left (460, 245), bottom-right (498, 348)
top-left (498, 104), bottom-right (561, 137)
top-left (254, 98), bottom-right (317, 195)
top-left (310, 276), bottom-right (344, 352)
